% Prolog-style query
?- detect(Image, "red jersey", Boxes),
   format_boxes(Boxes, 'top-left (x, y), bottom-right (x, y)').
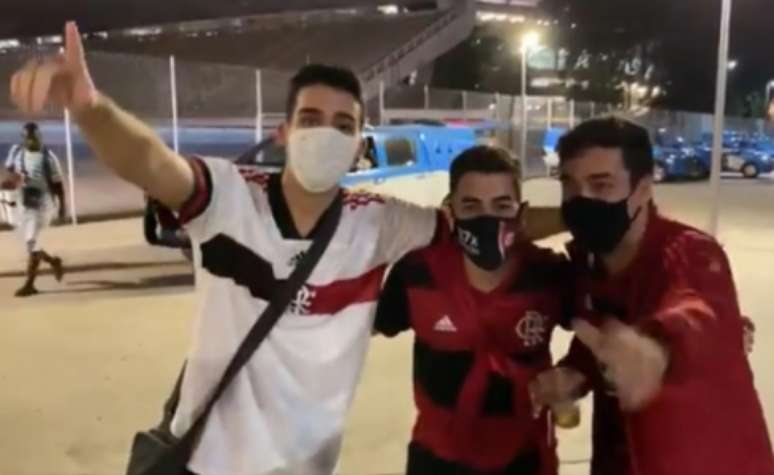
top-left (562, 209), bottom-right (774, 475)
top-left (375, 240), bottom-right (573, 474)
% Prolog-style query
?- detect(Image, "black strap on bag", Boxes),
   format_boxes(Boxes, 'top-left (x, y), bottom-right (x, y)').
top-left (127, 192), bottom-right (344, 475)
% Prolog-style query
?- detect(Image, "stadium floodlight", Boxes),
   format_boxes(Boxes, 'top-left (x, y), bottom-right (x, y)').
top-left (521, 31), bottom-right (541, 53)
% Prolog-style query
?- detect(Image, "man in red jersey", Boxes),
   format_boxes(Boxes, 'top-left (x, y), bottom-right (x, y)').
top-left (375, 145), bottom-right (573, 475)
top-left (532, 117), bottom-right (774, 475)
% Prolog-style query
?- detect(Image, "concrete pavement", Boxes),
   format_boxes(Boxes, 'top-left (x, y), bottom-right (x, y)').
top-left (1, 177), bottom-right (773, 475)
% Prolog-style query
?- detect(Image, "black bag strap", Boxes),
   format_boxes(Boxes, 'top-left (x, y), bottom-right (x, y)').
top-left (42, 148), bottom-right (56, 191)
top-left (167, 191), bottom-right (344, 449)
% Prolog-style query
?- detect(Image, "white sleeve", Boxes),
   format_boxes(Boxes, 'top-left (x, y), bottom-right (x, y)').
top-left (178, 156), bottom-right (254, 243)
top-left (5, 145), bottom-right (18, 171)
top-left (374, 197), bottom-right (441, 265)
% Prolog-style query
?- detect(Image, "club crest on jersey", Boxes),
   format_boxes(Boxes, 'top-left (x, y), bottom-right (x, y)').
top-left (289, 284), bottom-right (316, 315)
top-left (515, 311), bottom-right (547, 347)
top-left (457, 228), bottom-right (480, 255)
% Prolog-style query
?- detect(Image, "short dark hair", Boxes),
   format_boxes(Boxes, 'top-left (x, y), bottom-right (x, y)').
top-left (286, 64), bottom-right (365, 124)
top-left (23, 122), bottom-right (39, 135)
top-left (557, 116), bottom-right (654, 185)
top-left (450, 145), bottom-right (522, 198)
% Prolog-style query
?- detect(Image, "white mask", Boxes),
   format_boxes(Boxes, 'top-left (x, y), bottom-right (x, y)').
top-left (287, 127), bottom-right (360, 193)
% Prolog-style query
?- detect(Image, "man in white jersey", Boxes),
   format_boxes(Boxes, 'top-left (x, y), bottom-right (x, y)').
top-left (10, 23), bottom-right (560, 475)
top-left (2, 122), bottom-right (65, 297)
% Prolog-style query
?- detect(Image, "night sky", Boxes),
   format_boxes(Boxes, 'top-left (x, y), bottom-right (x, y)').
top-left (543, 0), bottom-right (774, 112)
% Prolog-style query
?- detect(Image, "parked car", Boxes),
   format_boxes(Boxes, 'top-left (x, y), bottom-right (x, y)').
top-left (695, 132), bottom-right (774, 179)
top-left (542, 127), bottom-right (565, 176)
top-left (652, 129), bottom-right (707, 183)
top-left (144, 123), bottom-right (480, 254)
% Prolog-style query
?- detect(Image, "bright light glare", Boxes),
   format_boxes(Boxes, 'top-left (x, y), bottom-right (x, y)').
top-left (521, 32), bottom-right (541, 51)
top-left (378, 5), bottom-right (399, 15)
top-left (728, 60), bottom-right (738, 71)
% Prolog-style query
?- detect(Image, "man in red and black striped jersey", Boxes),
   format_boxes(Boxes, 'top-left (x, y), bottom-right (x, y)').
top-left (375, 146), bottom-right (573, 475)
top-left (531, 117), bottom-right (774, 475)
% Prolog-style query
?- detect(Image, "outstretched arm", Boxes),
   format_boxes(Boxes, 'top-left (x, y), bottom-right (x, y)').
top-left (10, 22), bottom-right (193, 210)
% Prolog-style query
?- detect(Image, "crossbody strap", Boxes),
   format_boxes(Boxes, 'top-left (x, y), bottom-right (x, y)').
top-left (167, 191), bottom-right (344, 445)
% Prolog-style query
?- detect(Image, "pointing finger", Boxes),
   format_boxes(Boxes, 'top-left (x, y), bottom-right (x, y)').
top-left (64, 21), bottom-right (88, 72)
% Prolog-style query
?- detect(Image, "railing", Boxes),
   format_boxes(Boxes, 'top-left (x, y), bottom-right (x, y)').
top-left (360, 0), bottom-right (474, 90)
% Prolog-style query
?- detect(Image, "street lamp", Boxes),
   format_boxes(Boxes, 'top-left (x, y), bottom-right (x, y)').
top-left (520, 31), bottom-right (540, 174)
top-left (728, 59), bottom-right (739, 71)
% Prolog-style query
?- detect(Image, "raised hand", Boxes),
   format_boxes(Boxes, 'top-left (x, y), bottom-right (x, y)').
top-left (10, 22), bottom-right (98, 116)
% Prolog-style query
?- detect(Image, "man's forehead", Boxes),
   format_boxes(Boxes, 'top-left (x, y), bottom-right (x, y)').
top-left (294, 84), bottom-right (360, 116)
top-left (564, 147), bottom-right (627, 175)
top-left (456, 172), bottom-right (518, 199)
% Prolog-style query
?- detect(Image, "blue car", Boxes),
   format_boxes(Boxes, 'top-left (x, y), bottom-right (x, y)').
top-left (695, 132), bottom-right (774, 179)
top-left (652, 129), bottom-right (708, 183)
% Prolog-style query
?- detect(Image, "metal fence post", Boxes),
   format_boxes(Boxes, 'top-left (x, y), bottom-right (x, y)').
top-left (379, 80), bottom-right (385, 125)
top-left (547, 98), bottom-right (553, 129)
top-left (256, 69), bottom-right (263, 143)
top-left (64, 109), bottom-right (77, 225)
top-left (169, 55), bottom-right (179, 153)
top-left (569, 99), bottom-right (576, 128)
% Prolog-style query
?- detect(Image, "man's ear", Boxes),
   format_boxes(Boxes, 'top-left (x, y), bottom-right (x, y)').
top-left (518, 200), bottom-right (530, 231)
top-left (632, 176), bottom-right (653, 211)
top-left (441, 194), bottom-right (454, 230)
top-left (353, 137), bottom-right (366, 167)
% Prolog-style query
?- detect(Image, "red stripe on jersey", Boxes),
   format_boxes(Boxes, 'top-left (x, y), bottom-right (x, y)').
top-left (239, 167), bottom-right (271, 189)
top-left (342, 190), bottom-right (386, 210)
top-left (300, 265), bottom-right (387, 315)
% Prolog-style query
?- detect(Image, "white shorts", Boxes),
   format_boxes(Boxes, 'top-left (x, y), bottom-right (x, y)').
top-left (15, 204), bottom-right (52, 253)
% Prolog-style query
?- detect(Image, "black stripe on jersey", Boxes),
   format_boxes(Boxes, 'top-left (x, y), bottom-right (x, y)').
top-left (374, 252), bottom-right (435, 337)
top-left (268, 173), bottom-right (332, 240)
top-left (407, 441), bottom-right (541, 475)
top-left (200, 234), bottom-right (276, 301)
top-left (399, 252), bottom-right (435, 288)
top-left (508, 253), bottom-right (571, 293)
top-left (413, 339), bottom-right (545, 416)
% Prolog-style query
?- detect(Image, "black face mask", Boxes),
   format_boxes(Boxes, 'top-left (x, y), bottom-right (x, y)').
top-left (454, 215), bottom-right (519, 271)
top-left (561, 196), bottom-right (641, 254)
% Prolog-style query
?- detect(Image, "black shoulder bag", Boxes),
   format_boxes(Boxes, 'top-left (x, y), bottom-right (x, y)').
top-left (126, 193), bottom-right (343, 475)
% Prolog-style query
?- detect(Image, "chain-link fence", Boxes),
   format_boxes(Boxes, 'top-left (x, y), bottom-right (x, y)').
top-left (1, 46), bottom-right (769, 226)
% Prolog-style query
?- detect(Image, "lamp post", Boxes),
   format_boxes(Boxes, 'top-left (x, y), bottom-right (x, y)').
top-left (707, 0), bottom-right (733, 237)
top-left (520, 31), bottom-right (540, 174)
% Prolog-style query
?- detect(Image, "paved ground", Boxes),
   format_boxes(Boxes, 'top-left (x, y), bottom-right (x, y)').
top-left (1, 176), bottom-right (773, 475)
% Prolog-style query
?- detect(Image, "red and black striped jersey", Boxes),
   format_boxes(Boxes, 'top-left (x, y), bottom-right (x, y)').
top-left (375, 240), bottom-right (574, 474)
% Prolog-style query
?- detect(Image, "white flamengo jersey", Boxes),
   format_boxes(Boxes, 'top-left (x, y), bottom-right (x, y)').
top-left (172, 157), bottom-right (440, 475)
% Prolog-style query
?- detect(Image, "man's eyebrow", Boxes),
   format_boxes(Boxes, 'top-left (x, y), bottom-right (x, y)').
top-left (460, 196), bottom-right (482, 203)
top-left (297, 107), bottom-right (323, 115)
top-left (334, 112), bottom-right (356, 122)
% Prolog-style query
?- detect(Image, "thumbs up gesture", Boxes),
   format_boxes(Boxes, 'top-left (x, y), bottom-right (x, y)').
top-left (573, 318), bottom-right (669, 411)
top-left (10, 22), bottom-right (98, 116)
